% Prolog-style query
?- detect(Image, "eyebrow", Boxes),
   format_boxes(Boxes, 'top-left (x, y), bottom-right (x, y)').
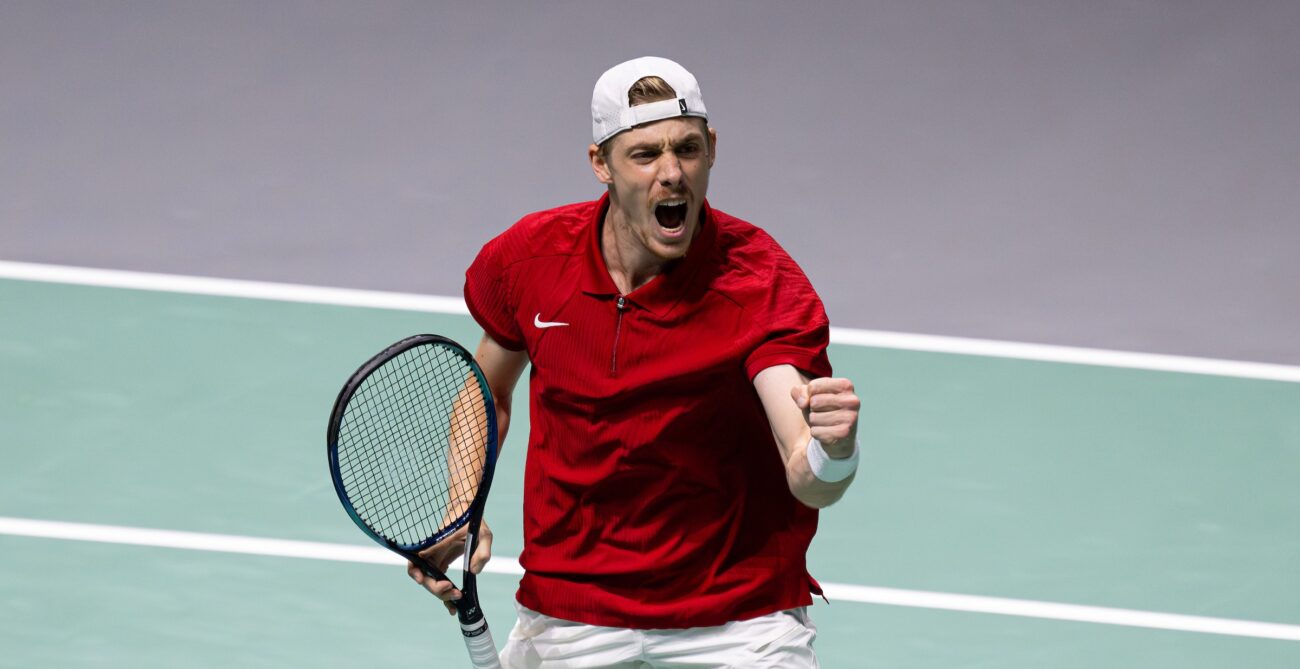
top-left (623, 132), bottom-right (705, 154)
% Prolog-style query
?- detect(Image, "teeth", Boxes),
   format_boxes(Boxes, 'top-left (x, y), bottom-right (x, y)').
top-left (657, 199), bottom-right (686, 208)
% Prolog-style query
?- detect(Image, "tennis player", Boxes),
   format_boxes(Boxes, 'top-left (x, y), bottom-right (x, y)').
top-left (410, 56), bottom-right (861, 668)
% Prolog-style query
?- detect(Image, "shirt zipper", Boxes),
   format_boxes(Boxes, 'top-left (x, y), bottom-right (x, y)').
top-left (611, 296), bottom-right (627, 375)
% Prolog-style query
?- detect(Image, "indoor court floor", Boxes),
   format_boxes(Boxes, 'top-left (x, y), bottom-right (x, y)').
top-left (2, 267), bottom-right (1296, 667)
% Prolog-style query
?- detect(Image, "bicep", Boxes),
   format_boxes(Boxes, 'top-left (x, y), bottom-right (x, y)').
top-left (752, 364), bottom-right (811, 464)
top-left (474, 332), bottom-right (528, 416)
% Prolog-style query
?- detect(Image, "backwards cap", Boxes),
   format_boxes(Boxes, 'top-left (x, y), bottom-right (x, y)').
top-left (591, 56), bottom-right (708, 145)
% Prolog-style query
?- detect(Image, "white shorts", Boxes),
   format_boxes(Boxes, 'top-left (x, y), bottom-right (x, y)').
top-left (498, 602), bottom-right (819, 669)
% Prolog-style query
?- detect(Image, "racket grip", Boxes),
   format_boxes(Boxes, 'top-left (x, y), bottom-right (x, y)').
top-left (460, 617), bottom-right (502, 669)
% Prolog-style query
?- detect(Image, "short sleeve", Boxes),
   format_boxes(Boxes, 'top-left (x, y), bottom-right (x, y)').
top-left (464, 234), bottom-right (526, 351)
top-left (743, 250), bottom-right (833, 381)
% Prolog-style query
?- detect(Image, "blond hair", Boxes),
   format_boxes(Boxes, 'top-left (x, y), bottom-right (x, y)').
top-left (627, 76), bottom-right (677, 106)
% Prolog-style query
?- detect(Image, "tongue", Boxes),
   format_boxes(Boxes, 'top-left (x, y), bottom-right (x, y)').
top-left (656, 204), bottom-right (687, 229)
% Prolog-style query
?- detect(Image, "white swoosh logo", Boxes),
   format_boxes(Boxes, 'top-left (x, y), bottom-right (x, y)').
top-left (534, 313), bottom-right (569, 329)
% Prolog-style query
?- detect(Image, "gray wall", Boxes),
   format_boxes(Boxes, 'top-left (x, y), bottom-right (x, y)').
top-left (3, 1), bottom-right (1297, 363)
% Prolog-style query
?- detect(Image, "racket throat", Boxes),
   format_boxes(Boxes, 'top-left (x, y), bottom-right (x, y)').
top-left (455, 571), bottom-right (485, 626)
top-left (461, 528), bottom-right (476, 575)
top-left (455, 527), bottom-right (485, 626)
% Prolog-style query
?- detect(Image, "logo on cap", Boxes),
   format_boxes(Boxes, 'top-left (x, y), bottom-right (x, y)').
top-left (679, 99), bottom-right (688, 114)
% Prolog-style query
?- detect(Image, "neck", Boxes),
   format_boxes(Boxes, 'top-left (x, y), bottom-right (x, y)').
top-left (601, 204), bottom-right (681, 295)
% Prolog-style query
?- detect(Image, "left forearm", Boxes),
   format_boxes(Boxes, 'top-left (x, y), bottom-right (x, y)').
top-left (786, 439), bottom-right (856, 508)
top-left (754, 364), bottom-right (861, 509)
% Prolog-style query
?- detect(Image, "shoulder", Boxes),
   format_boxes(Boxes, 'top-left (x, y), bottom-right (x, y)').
top-left (478, 199), bottom-right (597, 269)
top-left (708, 206), bottom-right (811, 288)
top-left (707, 208), bottom-right (832, 380)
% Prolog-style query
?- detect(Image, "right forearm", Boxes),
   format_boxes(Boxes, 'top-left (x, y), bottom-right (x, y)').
top-left (494, 399), bottom-right (512, 453)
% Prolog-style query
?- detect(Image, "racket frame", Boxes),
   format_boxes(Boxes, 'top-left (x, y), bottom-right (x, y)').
top-left (326, 334), bottom-right (501, 654)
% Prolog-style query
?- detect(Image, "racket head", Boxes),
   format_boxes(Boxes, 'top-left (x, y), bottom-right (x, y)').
top-left (327, 334), bottom-right (499, 556)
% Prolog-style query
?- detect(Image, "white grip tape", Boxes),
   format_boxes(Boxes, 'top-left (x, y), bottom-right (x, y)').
top-left (806, 436), bottom-right (859, 483)
top-left (460, 618), bottom-right (502, 669)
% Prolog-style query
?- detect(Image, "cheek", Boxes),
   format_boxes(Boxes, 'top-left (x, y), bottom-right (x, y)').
top-left (687, 164), bottom-right (711, 191)
top-left (613, 169), bottom-right (654, 198)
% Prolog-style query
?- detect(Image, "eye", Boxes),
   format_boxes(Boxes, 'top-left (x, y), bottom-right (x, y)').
top-left (677, 143), bottom-right (700, 156)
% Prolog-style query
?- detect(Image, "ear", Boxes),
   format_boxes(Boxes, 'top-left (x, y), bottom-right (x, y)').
top-left (707, 127), bottom-right (718, 168)
top-left (589, 143), bottom-right (613, 185)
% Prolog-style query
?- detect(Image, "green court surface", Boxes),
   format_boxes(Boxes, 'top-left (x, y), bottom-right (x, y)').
top-left (2, 277), bottom-right (1297, 667)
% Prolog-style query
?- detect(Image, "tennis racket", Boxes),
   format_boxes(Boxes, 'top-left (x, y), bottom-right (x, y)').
top-left (327, 334), bottom-right (502, 669)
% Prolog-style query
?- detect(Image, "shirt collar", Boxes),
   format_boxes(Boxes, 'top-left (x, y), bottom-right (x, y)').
top-left (580, 192), bottom-right (719, 317)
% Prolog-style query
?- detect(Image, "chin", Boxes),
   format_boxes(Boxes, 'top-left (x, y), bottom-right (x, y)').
top-left (657, 248), bottom-right (690, 262)
top-left (650, 238), bottom-right (692, 262)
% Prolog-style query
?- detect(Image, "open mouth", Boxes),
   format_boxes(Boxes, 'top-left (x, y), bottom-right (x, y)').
top-left (654, 200), bottom-right (688, 232)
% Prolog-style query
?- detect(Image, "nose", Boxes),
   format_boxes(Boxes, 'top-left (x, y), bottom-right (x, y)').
top-left (657, 154), bottom-right (683, 187)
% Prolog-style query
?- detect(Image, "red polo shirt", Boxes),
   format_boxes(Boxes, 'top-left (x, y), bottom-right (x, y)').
top-left (464, 194), bottom-right (832, 628)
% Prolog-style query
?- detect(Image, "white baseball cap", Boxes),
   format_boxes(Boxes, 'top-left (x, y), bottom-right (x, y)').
top-left (591, 56), bottom-right (708, 146)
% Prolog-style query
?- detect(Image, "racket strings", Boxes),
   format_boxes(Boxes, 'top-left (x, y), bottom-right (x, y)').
top-left (355, 348), bottom-right (473, 532)
top-left (343, 350), bottom-right (481, 543)
top-left (336, 343), bottom-right (491, 547)
top-left (347, 366), bottom-right (452, 505)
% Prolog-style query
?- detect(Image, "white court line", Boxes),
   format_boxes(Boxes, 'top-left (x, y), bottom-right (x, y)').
top-left (2, 259), bottom-right (1298, 383)
top-left (2, 516), bottom-right (1298, 642)
top-left (827, 328), bottom-right (1300, 383)
top-left (0, 260), bottom-right (468, 315)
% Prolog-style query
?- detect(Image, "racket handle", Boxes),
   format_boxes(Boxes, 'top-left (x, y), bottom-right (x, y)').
top-left (460, 617), bottom-right (502, 669)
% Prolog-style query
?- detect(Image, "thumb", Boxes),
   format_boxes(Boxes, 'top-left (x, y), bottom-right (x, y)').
top-left (470, 528), bottom-right (493, 575)
top-left (790, 383), bottom-right (811, 410)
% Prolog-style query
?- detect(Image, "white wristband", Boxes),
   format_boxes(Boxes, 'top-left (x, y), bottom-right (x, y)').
top-left (806, 436), bottom-right (859, 483)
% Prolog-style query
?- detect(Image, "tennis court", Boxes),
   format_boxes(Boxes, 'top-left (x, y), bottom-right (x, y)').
top-left (4, 2), bottom-right (1299, 666)
top-left (2, 265), bottom-right (1297, 668)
